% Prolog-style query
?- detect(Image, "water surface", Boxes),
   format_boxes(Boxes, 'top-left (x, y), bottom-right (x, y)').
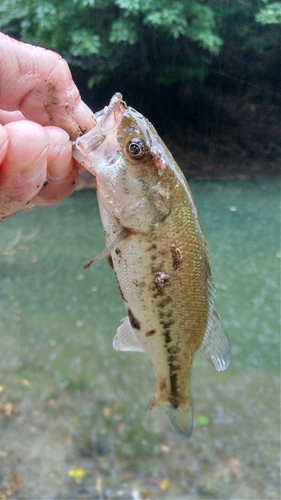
top-left (0, 179), bottom-right (279, 499)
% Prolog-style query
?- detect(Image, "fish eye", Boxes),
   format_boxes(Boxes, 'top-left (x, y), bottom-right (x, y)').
top-left (126, 138), bottom-right (147, 160)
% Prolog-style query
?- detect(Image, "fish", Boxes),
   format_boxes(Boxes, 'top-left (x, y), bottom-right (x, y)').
top-left (73, 93), bottom-right (230, 437)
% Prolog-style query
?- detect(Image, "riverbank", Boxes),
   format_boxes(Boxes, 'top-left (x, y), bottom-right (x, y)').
top-left (161, 93), bottom-right (280, 179)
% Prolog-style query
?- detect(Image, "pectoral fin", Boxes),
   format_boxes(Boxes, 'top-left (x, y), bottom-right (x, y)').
top-left (116, 185), bottom-right (171, 233)
top-left (113, 317), bottom-right (145, 352)
top-left (199, 307), bottom-right (230, 371)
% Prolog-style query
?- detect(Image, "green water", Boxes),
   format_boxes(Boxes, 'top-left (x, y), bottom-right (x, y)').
top-left (0, 179), bottom-right (280, 499)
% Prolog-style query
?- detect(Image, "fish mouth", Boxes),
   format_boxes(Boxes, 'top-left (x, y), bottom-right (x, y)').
top-left (72, 93), bottom-right (127, 166)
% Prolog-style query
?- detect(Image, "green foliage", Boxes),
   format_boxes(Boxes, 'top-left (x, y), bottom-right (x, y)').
top-left (197, 414), bottom-right (210, 426)
top-left (0, 0), bottom-right (279, 90)
top-left (0, 0), bottom-right (223, 86)
top-left (256, 1), bottom-right (281, 24)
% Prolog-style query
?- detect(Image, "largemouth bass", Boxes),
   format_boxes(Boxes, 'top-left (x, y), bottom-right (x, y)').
top-left (73, 93), bottom-right (230, 437)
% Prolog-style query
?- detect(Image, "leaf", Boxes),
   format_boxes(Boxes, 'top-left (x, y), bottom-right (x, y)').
top-left (109, 18), bottom-right (138, 45)
top-left (68, 468), bottom-right (86, 483)
top-left (197, 414), bottom-right (210, 426)
top-left (256, 2), bottom-right (281, 24)
top-left (159, 478), bottom-right (171, 492)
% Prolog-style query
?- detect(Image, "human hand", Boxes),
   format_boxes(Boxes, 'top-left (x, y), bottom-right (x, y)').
top-left (0, 32), bottom-right (96, 221)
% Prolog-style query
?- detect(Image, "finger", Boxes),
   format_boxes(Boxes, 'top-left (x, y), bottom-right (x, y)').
top-left (0, 33), bottom-right (96, 139)
top-left (0, 120), bottom-right (48, 221)
top-left (0, 109), bottom-right (26, 124)
top-left (32, 126), bottom-right (79, 205)
top-left (45, 126), bottom-right (73, 180)
top-left (0, 125), bottom-right (9, 164)
top-left (32, 164), bottom-right (79, 206)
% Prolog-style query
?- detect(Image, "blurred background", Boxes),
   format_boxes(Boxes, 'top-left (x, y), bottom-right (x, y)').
top-left (1, 0), bottom-right (280, 177)
top-left (0, 1), bottom-right (280, 499)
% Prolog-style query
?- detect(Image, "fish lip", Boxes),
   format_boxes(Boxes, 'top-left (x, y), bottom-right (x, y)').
top-left (73, 93), bottom-right (126, 159)
top-left (73, 92), bottom-right (168, 173)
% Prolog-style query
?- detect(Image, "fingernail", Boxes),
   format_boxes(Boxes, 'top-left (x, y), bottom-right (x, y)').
top-left (47, 141), bottom-right (72, 179)
top-left (73, 100), bottom-right (96, 133)
top-left (0, 137), bottom-right (9, 163)
top-left (0, 126), bottom-right (9, 163)
top-left (20, 146), bottom-right (48, 180)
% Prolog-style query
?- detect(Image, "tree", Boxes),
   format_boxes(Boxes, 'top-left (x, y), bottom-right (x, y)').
top-left (0, 0), bottom-right (279, 114)
top-left (256, 1), bottom-right (281, 24)
top-left (0, 0), bottom-right (229, 87)
top-left (1, 1), bottom-right (279, 174)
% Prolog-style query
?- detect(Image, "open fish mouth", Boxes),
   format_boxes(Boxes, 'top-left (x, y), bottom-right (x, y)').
top-left (72, 93), bottom-right (126, 168)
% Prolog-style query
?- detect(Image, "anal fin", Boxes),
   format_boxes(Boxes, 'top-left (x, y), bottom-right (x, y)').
top-left (113, 317), bottom-right (144, 353)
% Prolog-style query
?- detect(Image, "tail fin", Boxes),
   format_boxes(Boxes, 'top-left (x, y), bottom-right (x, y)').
top-left (165, 402), bottom-right (193, 438)
top-left (149, 397), bottom-right (193, 438)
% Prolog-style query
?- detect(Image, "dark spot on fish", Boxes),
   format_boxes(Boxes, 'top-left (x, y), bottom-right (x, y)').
top-left (115, 275), bottom-right (126, 302)
top-left (133, 279), bottom-right (145, 288)
top-left (145, 329), bottom-right (157, 337)
top-left (160, 318), bottom-right (175, 329)
top-left (163, 329), bottom-right (172, 345)
top-left (167, 345), bottom-right (180, 356)
top-left (169, 373), bottom-right (179, 406)
top-left (157, 296), bottom-right (172, 308)
top-left (43, 179), bottom-right (49, 187)
top-left (161, 341), bottom-right (181, 404)
top-left (128, 308), bottom-right (141, 330)
top-left (153, 272), bottom-right (170, 292)
top-left (72, 181), bottom-right (76, 186)
top-left (166, 354), bottom-right (180, 406)
top-left (159, 379), bottom-right (167, 391)
top-left (115, 247), bottom-right (122, 264)
top-left (147, 243), bottom-right (157, 251)
top-left (107, 254), bottom-right (114, 269)
top-left (171, 244), bottom-right (182, 269)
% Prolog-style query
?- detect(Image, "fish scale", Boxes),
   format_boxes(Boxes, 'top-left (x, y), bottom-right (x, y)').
top-left (73, 93), bottom-right (230, 437)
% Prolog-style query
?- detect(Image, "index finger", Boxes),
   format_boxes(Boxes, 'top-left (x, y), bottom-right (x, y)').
top-left (0, 33), bottom-right (96, 139)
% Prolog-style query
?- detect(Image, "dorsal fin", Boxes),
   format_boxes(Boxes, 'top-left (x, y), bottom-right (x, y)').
top-left (199, 306), bottom-right (230, 371)
top-left (198, 243), bottom-right (230, 371)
